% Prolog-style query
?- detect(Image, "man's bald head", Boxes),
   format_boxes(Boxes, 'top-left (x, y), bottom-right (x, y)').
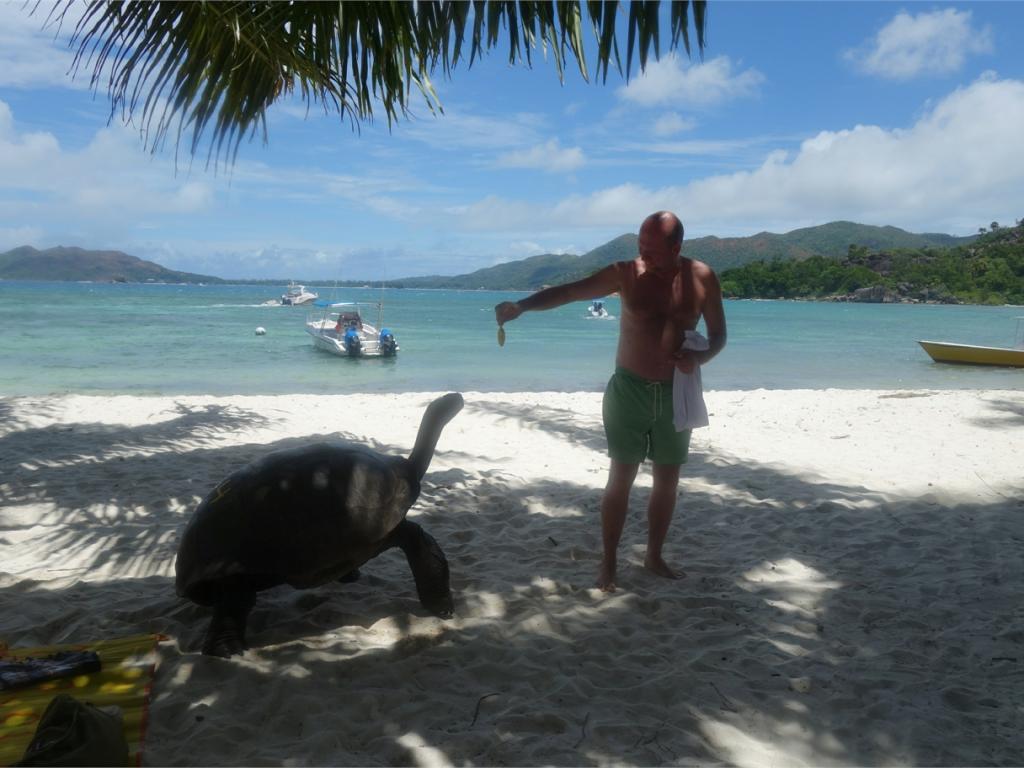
top-left (637, 210), bottom-right (684, 271)
top-left (641, 211), bottom-right (684, 249)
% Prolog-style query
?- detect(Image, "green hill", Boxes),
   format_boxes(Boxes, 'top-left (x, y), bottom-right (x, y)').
top-left (684, 221), bottom-right (971, 270)
top-left (387, 222), bottom-right (975, 290)
top-left (0, 221), bottom-right (979, 289)
top-left (0, 246), bottom-right (223, 283)
top-left (394, 251), bottom-right (586, 291)
top-left (719, 222), bottom-right (1023, 305)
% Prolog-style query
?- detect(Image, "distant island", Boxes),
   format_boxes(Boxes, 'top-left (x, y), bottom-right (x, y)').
top-left (3, 219), bottom-right (1020, 305)
top-left (0, 245), bottom-right (224, 284)
top-left (381, 220), bottom-right (975, 292)
top-left (0, 221), bottom-right (973, 287)
top-left (377, 219), bottom-right (1021, 306)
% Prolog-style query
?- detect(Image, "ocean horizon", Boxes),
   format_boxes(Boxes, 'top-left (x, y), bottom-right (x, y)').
top-left (1, 280), bottom-right (1021, 396)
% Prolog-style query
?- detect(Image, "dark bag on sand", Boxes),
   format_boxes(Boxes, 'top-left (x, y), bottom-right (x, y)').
top-left (14, 694), bottom-right (130, 767)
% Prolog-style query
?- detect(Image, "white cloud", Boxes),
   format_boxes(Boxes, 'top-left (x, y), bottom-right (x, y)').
top-left (400, 108), bottom-right (546, 150)
top-left (0, 3), bottom-right (88, 89)
top-left (652, 113), bottom-right (696, 137)
top-left (270, 102), bottom-right (325, 121)
top-left (617, 55), bottom-right (764, 108)
top-left (442, 196), bottom-right (539, 231)
top-left (444, 75), bottom-right (1024, 238)
top-left (147, 234), bottom-right (406, 282)
top-left (322, 178), bottom-right (424, 218)
top-left (635, 137), bottom-right (772, 157)
top-left (0, 225), bottom-right (44, 251)
top-left (0, 99), bottom-right (214, 240)
top-left (495, 140), bottom-right (585, 172)
top-left (234, 159), bottom-right (426, 197)
top-left (846, 9), bottom-right (993, 80)
top-left (124, 238), bottom-right (372, 281)
top-left (507, 240), bottom-right (577, 258)
top-left (228, 159), bottom-right (437, 221)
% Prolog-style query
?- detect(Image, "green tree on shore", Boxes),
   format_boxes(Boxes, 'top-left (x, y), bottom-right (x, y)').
top-left (720, 223), bottom-right (1024, 306)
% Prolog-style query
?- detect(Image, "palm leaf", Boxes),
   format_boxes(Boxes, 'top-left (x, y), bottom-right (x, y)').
top-left (45, 0), bottom-right (708, 166)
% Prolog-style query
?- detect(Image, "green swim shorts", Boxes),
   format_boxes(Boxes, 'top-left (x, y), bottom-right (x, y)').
top-left (602, 366), bottom-right (691, 465)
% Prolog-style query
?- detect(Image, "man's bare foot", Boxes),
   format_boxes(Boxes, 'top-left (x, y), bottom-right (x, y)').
top-left (597, 560), bottom-right (617, 592)
top-left (644, 554), bottom-right (684, 580)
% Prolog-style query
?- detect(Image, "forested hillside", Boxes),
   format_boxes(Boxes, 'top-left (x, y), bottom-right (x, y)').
top-left (388, 222), bottom-right (974, 290)
top-left (0, 246), bottom-right (221, 283)
top-left (720, 222), bottom-right (1023, 305)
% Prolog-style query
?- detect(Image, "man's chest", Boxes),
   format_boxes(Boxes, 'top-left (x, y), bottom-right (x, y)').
top-left (626, 273), bottom-right (702, 323)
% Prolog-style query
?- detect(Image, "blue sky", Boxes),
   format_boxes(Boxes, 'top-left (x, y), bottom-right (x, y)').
top-left (2, 2), bottom-right (1023, 280)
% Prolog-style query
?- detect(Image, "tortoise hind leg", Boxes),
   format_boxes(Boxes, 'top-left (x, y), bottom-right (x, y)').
top-left (380, 519), bottom-right (453, 619)
top-left (201, 585), bottom-right (257, 658)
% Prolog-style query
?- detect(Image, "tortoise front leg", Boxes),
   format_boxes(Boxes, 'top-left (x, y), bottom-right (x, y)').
top-left (202, 587), bottom-right (257, 658)
top-left (378, 519), bottom-right (453, 619)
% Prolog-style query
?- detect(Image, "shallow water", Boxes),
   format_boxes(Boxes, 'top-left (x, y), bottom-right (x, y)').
top-left (0, 281), bottom-right (1021, 395)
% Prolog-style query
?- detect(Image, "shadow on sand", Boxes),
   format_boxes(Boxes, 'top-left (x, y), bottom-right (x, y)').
top-left (1, 396), bottom-right (1021, 765)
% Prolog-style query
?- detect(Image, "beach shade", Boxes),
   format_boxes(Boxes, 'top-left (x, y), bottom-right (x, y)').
top-left (0, 634), bottom-right (162, 766)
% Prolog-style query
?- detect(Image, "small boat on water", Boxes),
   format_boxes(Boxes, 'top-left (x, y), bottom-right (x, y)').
top-left (281, 282), bottom-right (319, 306)
top-left (918, 340), bottom-right (1024, 367)
top-left (918, 317), bottom-right (1024, 368)
top-left (306, 301), bottom-right (398, 358)
top-left (586, 300), bottom-right (610, 319)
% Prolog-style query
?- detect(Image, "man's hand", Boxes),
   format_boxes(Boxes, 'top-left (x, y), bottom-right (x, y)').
top-left (494, 301), bottom-right (523, 326)
top-left (673, 349), bottom-right (700, 374)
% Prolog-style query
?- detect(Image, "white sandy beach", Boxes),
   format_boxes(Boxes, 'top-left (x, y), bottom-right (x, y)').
top-left (1, 388), bottom-right (1022, 766)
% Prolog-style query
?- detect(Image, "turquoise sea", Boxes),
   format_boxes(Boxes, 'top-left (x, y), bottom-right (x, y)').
top-left (0, 280), bottom-right (1021, 395)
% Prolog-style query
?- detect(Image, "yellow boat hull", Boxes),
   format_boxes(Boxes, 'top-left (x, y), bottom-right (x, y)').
top-left (918, 340), bottom-right (1024, 367)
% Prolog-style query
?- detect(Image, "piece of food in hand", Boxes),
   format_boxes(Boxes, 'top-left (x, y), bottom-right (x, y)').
top-left (497, 326), bottom-right (506, 347)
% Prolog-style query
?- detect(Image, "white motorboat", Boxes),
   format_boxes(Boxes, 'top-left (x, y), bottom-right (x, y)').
top-left (305, 301), bottom-right (399, 358)
top-left (281, 281), bottom-right (319, 306)
top-left (586, 300), bottom-right (610, 318)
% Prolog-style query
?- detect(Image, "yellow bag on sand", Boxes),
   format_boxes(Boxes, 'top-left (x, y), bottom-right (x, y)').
top-left (0, 635), bottom-right (162, 767)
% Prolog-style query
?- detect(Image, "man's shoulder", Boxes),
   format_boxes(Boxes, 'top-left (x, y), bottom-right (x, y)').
top-left (682, 256), bottom-right (717, 279)
top-left (604, 259), bottom-right (635, 279)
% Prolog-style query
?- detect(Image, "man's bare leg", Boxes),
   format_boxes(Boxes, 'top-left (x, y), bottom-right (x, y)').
top-left (598, 460), bottom-right (640, 592)
top-left (645, 462), bottom-right (683, 579)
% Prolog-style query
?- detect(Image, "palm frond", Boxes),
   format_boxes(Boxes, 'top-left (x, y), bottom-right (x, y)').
top-left (46, 0), bottom-right (708, 166)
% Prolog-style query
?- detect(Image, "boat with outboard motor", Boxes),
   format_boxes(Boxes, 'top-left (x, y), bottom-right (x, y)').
top-left (305, 300), bottom-right (399, 358)
top-left (586, 300), bottom-right (610, 319)
top-left (281, 281), bottom-right (319, 306)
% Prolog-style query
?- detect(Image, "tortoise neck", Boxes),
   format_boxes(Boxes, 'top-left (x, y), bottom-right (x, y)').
top-left (408, 393), bottom-right (464, 481)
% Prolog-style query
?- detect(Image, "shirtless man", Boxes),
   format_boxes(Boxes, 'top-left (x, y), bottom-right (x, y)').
top-left (494, 211), bottom-right (727, 591)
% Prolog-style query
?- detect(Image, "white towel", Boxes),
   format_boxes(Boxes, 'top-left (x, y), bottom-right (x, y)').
top-left (673, 330), bottom-right (710, 430)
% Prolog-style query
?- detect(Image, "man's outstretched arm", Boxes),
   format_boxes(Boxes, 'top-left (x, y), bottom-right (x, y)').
top-left (495, 264), bottom-right (620, 325)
